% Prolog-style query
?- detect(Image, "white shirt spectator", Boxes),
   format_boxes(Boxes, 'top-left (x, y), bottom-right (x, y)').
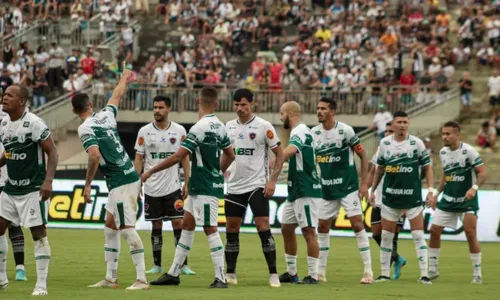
top-left (336, 73), bottom-right (353, 92)
top-left (369, 59), bottom-right (387, 79)
top-left (121, 27), bottom-right (134, 46)
top-left (487, 20), bottom-right (500, 40)
top-left (63, 77), bottom-right (85, 92)
top-left (443, 65), bottom-right (455, 79)
top-left (452, 47), bottom-right (471, 62)
top-left (77, 74), bottom-right (89, 87)
top-left (477, 47), bottom-right (494, 59)
top-left (213, 22), bottom-right (229, 35)
top-left (7, 62), bottom-right (21, 84)
top-left (428, 63), bottom-right (441, 76)
top-left (162, 60), bottom-right (177, 75)
top-left (170, 1), bottom-right (182, 17)
top-left (217, 3), bottom-right (233, 19)
top-left (48, 46), bottom-right (65, 68)
top-left (153, 67), bottom-right (166, 85)
top-left (180, 33), bottom-right (195, 46)
top-left (488, 75), bottom-right (500, 96)
top-left (373, 111), bottom-right (393, 134)
top-left (34, 52), bottom-right (50, 64)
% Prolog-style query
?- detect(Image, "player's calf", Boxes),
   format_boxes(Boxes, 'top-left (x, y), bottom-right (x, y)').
top-left (8, 225), bottom-right (26, 281)
top-left (0, 234), bottom-right (8, 287)
top-left (428, 224), bottom-right (444, 279)
top-left (121, 228), bottom-right (147, 286)
top-left (302, 227), bottom-right (319, 282)
top-left (464, 215), bottom-right (482, 283)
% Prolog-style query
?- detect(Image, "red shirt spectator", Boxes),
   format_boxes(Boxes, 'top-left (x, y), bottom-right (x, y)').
top-left (81, 56), bottom-right (96, 75)
top-left (268, 62), bottom-right (283, 87)
top-left (204, 71), bottom-right (220, 84)
top-left (409, 11), bottom-right (423, 24)
top-left (399, 72), bottom-right (416, 86)
top-left (251, 57), bottom-right (265, 80)
top-left (424, 44), bottom-right (440, 59)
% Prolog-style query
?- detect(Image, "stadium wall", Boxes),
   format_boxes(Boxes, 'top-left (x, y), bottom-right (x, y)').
top-left (45, 179), bottom-right (500, 242)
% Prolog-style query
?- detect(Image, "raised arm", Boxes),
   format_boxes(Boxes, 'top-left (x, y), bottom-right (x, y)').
top-left (107, 61), bottom-right (133, 108)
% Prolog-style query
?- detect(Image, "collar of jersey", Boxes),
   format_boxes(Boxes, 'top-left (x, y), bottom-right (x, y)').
top-left (236, 115), bottom-right (256, 125)
top-left (203, 114), bottom-right (215, 118)
top-left (153, 121), bottom-right (171, 131)
top-left (293, 122), bottom-right (303, 129)
top-left (392, 134), bottom-right (410, 142)
top-left (322, 120), bottom-right (338, 131)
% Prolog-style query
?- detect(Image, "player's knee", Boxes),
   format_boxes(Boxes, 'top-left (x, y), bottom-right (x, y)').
top-left (464, 226), bottom-right (477, 240)
top-left (8, 225), bottom-right (23, 239)
top-left (30, 225), bottom-right (47, 241)
top-left (203, 226), bottom-right (217, 236)
top-left (254, 217), bottom-right (269, 232)
top-left (429, 225), bottom-right (443, 237)
top-left (317, 221), bottom-right (331, 234)
top-left (152, 220), bottom-right (163, 230)
top-left (281, 224), bottom-right (294, 236)
top-left (349, 216), bottom-right (364, 232)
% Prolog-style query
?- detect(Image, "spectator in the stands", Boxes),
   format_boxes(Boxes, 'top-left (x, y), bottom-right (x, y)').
top-left (48, 43), bottom-right (65, 93)
top-left (476, 44), bottom-right (495, 68)
top-left (32, 66), bottom-right (48, 108)
top-left (136, 0), bottom-right (150, 15)
top-left (35, 45), bottom-right (50, 65)
top-left (0, 69), bottom-right (13, 93)
top-left (3, 40), bottom-right (15, 65)
top-left (121, 22), bottom-right (134, 53)
top-left (81, 50), bottom-right (96, 76)
top-left (399, 67), bottom-right (416, 104)
top-left (488, 69), bottom-right (500, 115)
top-left (459, 71), bottom-right (473, 117)
top-left (369, 104), bottom-right (392, 140)
top-left (476, 120), bottom-right (496, 153)
top-left (7, 57), bottom-right (22, 84)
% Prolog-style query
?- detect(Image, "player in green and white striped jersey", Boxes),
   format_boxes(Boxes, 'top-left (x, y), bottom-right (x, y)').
top-left (428, 121), bottom-right (487, 284)
top-left (278, 101), bottom-right (322, 285)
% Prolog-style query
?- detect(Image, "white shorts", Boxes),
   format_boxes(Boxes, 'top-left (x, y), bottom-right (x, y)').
top-left (184, 195), bottom-right (219, 227)
top-left (106, 180), bottom-right (141, 228)
top-left (318, 191), bottom-right (362, 220)
top-left (431, 209), bottom-right (477, 229)
top-left (281, 197), bottom-right (319, 229)
top-left (0, 191), bottom-right (49, 228)
top-left (381, 204), bottom-right (423, 222)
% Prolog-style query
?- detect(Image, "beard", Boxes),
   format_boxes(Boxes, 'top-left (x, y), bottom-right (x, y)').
top-left (154, 114), bottom-right (165, 122)
top-left (283, 116), bottom-right (290, 129)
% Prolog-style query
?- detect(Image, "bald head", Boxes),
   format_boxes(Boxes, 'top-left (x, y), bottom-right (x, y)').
top-left (281, 101), bottom-right (301, 116)
top-left (280, 101), bottom-right (301, 130)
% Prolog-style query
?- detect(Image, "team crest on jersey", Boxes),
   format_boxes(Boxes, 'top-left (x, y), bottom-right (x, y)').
top-left (407, 149), bottom-right (413, 158)
top-left (410, 140), bottom-right (416, 145)
top-left (2, 121), bottom-right (6, 126)
top-left (441, 150), bottom-right (446, 155)
top-left (174, 199), bottom-right (184, 212)
top-left (144, 203), bottom-right (149, 212)
top-left (138, 137), bottom-right (144, 146)
top-left (170, 137), bottom-right (176, 144)
top-left (249, 132), bottom-right (256, 140)
top-left (385, 150), bottom-right (391, 159)
top-left (462, 150), bottom-right (467, 155)
top-left (23, 121), bottom-right (29, 128)
top-left (384, 141), bottom-right (390, 145)
top-left (459, 159), bottom-right (466, 167)
top-left (18, 134), bottom-right (25, 143)
top-left (314, 130), bottom-right (321, 135)
top-left (338, 129), bottom-right (344, 135)
top-left (266, 129), bottom-right (274, 139)
top-left (335, 139), bottom-right (342, 148)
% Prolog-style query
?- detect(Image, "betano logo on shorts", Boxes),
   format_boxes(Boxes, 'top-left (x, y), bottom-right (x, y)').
top-left (4, 151), bottom-right (27, 161)
top-left (385, 165), bottom-right (413, 173)
top-left (316, 155), bottom-right (341, 163)
top-left (445, 174), bottom-right (465, 182)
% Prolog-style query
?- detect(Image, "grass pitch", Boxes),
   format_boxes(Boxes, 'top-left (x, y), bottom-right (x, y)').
top-left (2, 229), bottom-right (499, 300)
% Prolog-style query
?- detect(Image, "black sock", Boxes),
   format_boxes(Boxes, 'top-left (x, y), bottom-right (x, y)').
top-left (225, 232), bottom-right (240, 274)
top-left (8, 226), bottom-right (24, 266)
top-left (173, 229), bottom-right (188, 266)
top-left (373, 234), bottom-right (381, 247)
top-left (391, 231), bottom-right (400, 264)
top-left (151, 228), bottom-right (163, 267)
top-left (258, 230), bottom-right (277, 274)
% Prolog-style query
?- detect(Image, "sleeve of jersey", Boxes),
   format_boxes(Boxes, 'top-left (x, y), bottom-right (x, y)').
top-left (417, 140), bottom-right (431, 167)
top-left (220, 132), bottom-right (231, 149)
top-left (32, 119), bottom-right (51, 143)
top-left (134, 128), bottom-right (145, 154)
top-left (346, 126), bottom-right (362, 151)
top-left (102, 104), bottom-right (118, 119)
top-left (469, 147), bottom-right (484, 167)
top-left (288, 133), bottom-right (303, 151)
top-left (181, 129), bottom-right (199, 153)
top-left (265, 123), bottom-right (280, 149)
top-left (376, 143), bottom-right (386, 166)
top-left (78, 125), bottom-right (98, 151)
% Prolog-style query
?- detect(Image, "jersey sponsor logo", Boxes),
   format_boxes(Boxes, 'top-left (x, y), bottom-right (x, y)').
top-left (151, 152), bottom-right (174, 159)
top-left (8, 178), bottom-right (30, 186)
top-left (266, 129), bottom-right (274, 139)
top-left (234, 148), bottom-right (255, 156)
top-left (316, 154), bottom-right (341, 163)
top-left (385, 165), bottom-right (413, 173)
top-left (238, 133), bottom-right (244, 139)
top-left (445, 174), bottom-right (465, 182)
top-left (174, 199), bottom-right (184, 212)
top-left (213, 182), bottom-right (224, 188)
top-left (338, 129), bottom-right (344, 135)
top-left (4, 151), bottom-right (27, 160)
top-left (410, 140), bottom-right (416, 145)
top-left (385, 188), bottom-right (414, 195)
top-left (170, 137), bottom-right (176, 144)
top-left (209, 122), bottom-right (221, 130)
top-left (321, 178), bottom-right (343, 186)
top-left (442, 194), bottom-right (466, 203)
top-left (313, 184), bottom-right (322, 189)
top-left (138, 136), bottom-right (145, 146)
top-left (249, 132), bottom-right (256, 140)
top-left (23, 121), bottom-right (30, 128)
top-left (384, 141), bottom-right (391, 145)
top-left (462, 150), bottom-right (467, 154)
top-left (123, 166), bottom-right (136, 175)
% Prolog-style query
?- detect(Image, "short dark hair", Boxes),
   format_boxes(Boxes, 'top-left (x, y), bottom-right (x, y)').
top-left (200, 86), bottom-right (218, 105)
top-left (482, 121), bottom-right (489, 127)
top-left (393, 111), bottom-right (408, 119)
top-left (442, 121), bottom-right (461, 132)
top-left (385, 121), bottom-right (392, 126)
top-left (153, 95), bottom-right (172, 107)
top-left (71, 93), bottom-right (91, 114)
top-left (319, 97), bottom-right (337, 110)
top-left (233, 88), bottom-right (254, 102)
top-left (9, 84), bottom-right (29, 102)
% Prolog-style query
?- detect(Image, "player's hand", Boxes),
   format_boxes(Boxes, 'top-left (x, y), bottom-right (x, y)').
top-left (182, 182), bottom-right (188, 200)
top-left (358, 183), bottom-right (368, 202)
top-left (425, 192), bottom-right (434, 208)
top-left (40, 179), bottom-right (53, 201)
top-left (141, 171), bottom-right (152, 183)
top-left (369, 191), bottom-right (376, 208)
top-left (465, 188), bottom-right (476, 201)
top-left (83, 185), bottom-right (93, 204)
top-left (263, 180), bottom-right (276, 198)
top-left (121, 61), bottom-right (133, 80)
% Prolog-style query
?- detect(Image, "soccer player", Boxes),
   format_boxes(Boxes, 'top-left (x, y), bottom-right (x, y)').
top-left (224, 88), bottom-right (285, 287)
top-left (428, 121), bottom-right (486, 283)
top-left (142, 86), bottom-right (235, 288)
top-left (134, 95), bottom-right (196, 276)
top-left (370, 110), bottom-right (433, 284)
top-left (0, 84), bottom-right (59, 295)
top-left (367, 121), bottom-right (407, 280)
top-left (73, 65), bottom-right (149, 290)
top-left (0, 103), bottom-right (27, 282)
top-left (311, 97), bottom-right (373, 284)
top-left (278, 101), bottom-right (322, 284)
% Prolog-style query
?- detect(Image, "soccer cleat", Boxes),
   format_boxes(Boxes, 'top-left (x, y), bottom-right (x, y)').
top-left (150, 273), bottom-right (180, 286)
top-left (318, 274), bottom-right (327, 283)
top-left (374, 275), bottom-right (390, 283)
top-left (0, 280), bottom-right (8, 290)
top-left (146, 266), bottom-right (163, 275)
top-left (125, 280), bottom-right (150, 290)
top-left (298, 276), bottom-right (319, 284)
top-left (428, 271), bottom-right (440, 280)
top-left (269, 274), bottom-right (281, 288)
top-left (471, 276), bottom-right (482, 284)
top-left (88, 279), bottom-right (119, 288)
top-left (360, 272), bottom-right (374, 284)
top-left (16, 269), bottom-right (27, 281)
top-left (279, 272), bottom-right (299, 283)
top-left (226, 273), bottom-right (238, 285)
top-left (181, 265), bottom-right (196, 275)
top-left (208, 278), bottom-right (228, 288)
top-left (31, 286), bottom-right (48, 296)
top-left (391, 256), bottom-right (407, 280)
top-left (418, 276), bottom-right (432, 284)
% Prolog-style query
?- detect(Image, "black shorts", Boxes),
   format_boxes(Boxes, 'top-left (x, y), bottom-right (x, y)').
top-left (489, 96), bottom-right (500, 106)
top-left (144, 190), bottom-right (184, 221)
top-left (224, 188), bottom-right (268, 219)
top-left (371, 206), bottom-right (405, 227)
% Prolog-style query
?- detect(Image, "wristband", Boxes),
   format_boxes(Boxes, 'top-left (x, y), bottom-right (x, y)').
top-left (472, 184), bottom-right (479, 191)
top-left (433, 190), bottom-right (439, 197)
top-left (428, 187), bottom-right (434, 193)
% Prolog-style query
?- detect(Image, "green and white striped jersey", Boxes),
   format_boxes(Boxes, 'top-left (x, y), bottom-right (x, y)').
top-left (376, 135), bottom-right (430, 209)
top-left (287, 123), bottom-right (322, 202)
top-left (78, 105), bottom-right (139, 191)
top-left (438, 142), bottom-right (483, 212)
top-left (181, 114), bottom-right (231, 198)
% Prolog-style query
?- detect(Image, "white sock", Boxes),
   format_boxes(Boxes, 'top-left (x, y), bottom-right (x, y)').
top-left (307, 256), bottom-right (319, 280)
top-left (355, 229), bottom-right (373, 274)
top-left (104, 227), bottom-right (120, 282)
top-left (121, 228), bottom-right (146, 282)
top-left (318, 233), bottom-right (329, 277)
top-left (412, 230), bottom-right (428, 278)
top-left (168, 230), bottom-right (194, 277)
top-left (34, 237), bottom-right (51, 290)
top-left (0, 234), bottom-right (7, 282)
top-left (285, 254), bottom-right (297, 276)
top-left (16, 265), bottom-right (25, 271)
top-left (429, 248), bottom-right (440, 273)
top-left (380, 230), bottom-right (394, 277)
top-left (207, 232), bottom-right (225, 282)
top-left (470, 252), bottom-right (482, 277)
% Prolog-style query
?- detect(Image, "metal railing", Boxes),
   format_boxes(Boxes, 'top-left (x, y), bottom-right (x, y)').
top-left (91, 83), bottom-right (451, 115)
